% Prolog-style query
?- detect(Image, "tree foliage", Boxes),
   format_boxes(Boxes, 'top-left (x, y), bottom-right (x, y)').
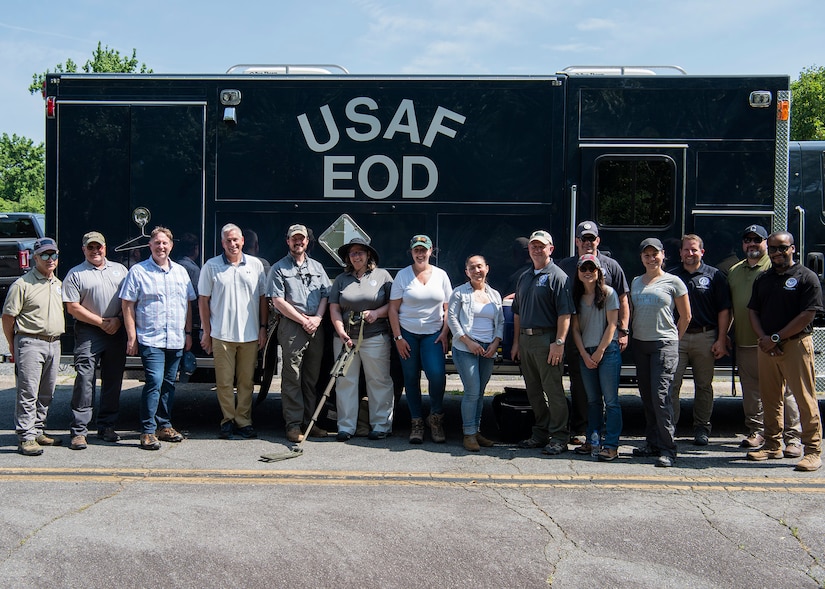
top-left (29, 41), bottom-right (152, 94)
top-left (0, 134), bottom-right (45, 213)
top-left (790, 65), bottom-right (825, 141)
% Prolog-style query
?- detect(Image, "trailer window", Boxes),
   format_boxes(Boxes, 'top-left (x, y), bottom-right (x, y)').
top-left (594, 157), bottom-right (674, 227)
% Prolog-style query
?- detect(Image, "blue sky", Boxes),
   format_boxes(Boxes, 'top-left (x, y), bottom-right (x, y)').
top-left (2, 0), bottom-right (824, 144)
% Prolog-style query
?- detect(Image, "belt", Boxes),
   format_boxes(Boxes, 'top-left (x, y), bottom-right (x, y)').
top-left (520, 328), bottom-right (550, 336)
top-left (786, 332), bottom-right (810, 341)
top-left (19, 333), bottom-right (61, 343)
top-left (685, 325), bottom-right (715, 334)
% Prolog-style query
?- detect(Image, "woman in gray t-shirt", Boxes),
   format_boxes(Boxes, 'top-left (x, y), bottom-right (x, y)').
top-left (629, 238), bottom-right (691, 467)
top-left (570, 254), bottom-right (622, 461)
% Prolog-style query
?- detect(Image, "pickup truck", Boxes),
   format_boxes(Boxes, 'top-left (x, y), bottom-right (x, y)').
top-left (0, 212), bottom-right (47, 302)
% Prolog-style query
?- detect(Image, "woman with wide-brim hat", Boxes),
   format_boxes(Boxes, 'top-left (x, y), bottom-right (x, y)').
top-left (329, 237), bottom-right (395, 441)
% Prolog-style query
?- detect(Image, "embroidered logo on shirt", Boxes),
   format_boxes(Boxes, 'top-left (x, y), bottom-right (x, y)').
top-left (784, 277), bottom-right (798, 291)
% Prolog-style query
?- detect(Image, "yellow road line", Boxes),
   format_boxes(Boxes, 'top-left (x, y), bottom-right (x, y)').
top-left (0, 467), bottom-right (823, 492)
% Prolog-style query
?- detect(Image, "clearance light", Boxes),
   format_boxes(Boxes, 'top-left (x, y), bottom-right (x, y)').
top-left (749, 90), bottom-right (772, 108)
top-left (46, 97), bottom-right (56, 118)
top-left (777, 99), bottom-right (790, 121)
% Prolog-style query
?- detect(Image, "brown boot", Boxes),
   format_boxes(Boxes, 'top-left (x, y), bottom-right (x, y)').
top-left (409, 418), bottom-right (424, 444)
top-left (427, 413), bottom-right (446, 443)
top-left (463, 435), bottom-right (480, 452)
top-left (475, 432), bottom-right (494, 447)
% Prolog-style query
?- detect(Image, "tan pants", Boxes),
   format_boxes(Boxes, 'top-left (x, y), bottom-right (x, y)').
top-left (213, 338), bottom-right (259, 427)
top-left (737, 345), bottom-right (801, 443)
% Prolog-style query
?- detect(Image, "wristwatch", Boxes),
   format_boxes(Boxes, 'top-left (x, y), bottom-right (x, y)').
top-left (617, 326), bottom-right (630, 336)
top-left (555, 338), bottom-right (565, 346)
top-left (394, 335), bottom-right (404, 341)
top-left (770, 333), bottom-right (781, 343)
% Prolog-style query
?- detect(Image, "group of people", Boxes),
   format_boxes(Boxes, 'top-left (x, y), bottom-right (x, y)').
top-left (3, 220), bottom-right (822, 472)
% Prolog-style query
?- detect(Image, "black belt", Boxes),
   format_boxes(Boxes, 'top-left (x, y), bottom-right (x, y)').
top-left (786, 332), bottom-right (810, 341)
top-left (685, 326), bottom-right (715, 334)
top-left (520, 328), bottom-right (550, 336)
top-left (19, 333), bottom-right (61, 343)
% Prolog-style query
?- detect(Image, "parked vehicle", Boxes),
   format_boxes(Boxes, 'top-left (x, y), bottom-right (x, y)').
top-left (0, 212), bottom-right (47, 302)
top-left (41, 66), bottom-right (825, 381)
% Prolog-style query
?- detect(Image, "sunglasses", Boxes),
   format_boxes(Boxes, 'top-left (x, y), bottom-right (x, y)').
top-left (579, 235), bottom-right (597, 243)
top-left (85, 243), bottom-right (103, 250)
top-left (743, 236), bottom-right (763, 244)
top-left (348, 250), bottom-right (367, 258)
top-left (578, 264), bottom-right (598, 273)
top-left (39, 252), bottom-right (59, 261)
top-left (767, 244), bottom-right (792, 254)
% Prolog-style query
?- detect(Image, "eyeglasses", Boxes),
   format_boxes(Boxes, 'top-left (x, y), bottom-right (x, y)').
top-left (743, 236), bottom-right (763, 244)
top-left (39, 252), bottom-right (59, 261)
top-left (767, 244), bottom-right (792, 254)
top-left (578, 264), bottom-right (597, 273)
top-left (348, 250), bottom-right (366, 258)
top-left (579, 235), bottom-right (597, 243)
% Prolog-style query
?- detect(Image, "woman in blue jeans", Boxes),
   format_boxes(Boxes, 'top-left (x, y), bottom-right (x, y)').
top-left (570, 254), bottom-right (622, 461)
top-left (448, 255), bottom-right (504, 451)
top-left (389, 235), bottom-right (453, 444)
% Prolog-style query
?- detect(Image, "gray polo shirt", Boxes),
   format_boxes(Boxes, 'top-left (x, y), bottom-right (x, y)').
top-left (267, 254), bottom-right (330, 316)
top-left (511, 260), bottom-right (574, 329)
top-left (62, 258), bottom-right (128, 319)
top-left (328, 268), bottom-right (393, 338)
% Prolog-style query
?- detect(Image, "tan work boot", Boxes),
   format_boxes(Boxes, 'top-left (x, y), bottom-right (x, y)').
top-left (747, 447), bottom-right (783, 461)
top-left (70, 435), bottom-right (87, 450)
top-left (18, 440), bottom-right (43, 456)
top-left (427, 413), bottom-right (446, 443)
top-left (463, 435), bottom-right (480, 452)
top-left (35, 433), bottom-right (62, 446)
top-left (794, 454), bottom-right (822, 472)
top-left (475, 432), bottom-right (494, 447)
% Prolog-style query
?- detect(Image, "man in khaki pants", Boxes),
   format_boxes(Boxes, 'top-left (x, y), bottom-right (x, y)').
top-left (199, 223), bottom-right (268, 440)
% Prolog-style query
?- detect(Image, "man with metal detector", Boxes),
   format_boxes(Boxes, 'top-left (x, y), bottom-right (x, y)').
top-left (199, 223), bottom-right (268, 440)
top-left (267, 224), bottom-right (331, 443)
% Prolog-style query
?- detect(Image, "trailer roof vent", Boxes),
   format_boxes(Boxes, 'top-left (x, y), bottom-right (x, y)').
top-left (226, 64), bottom-right (349, 75)
top-left (561, 65), bottom-right (687, 76)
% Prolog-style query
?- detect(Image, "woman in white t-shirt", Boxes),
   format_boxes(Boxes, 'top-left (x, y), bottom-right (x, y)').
top-left (389, 235), bottom-right (452, 445)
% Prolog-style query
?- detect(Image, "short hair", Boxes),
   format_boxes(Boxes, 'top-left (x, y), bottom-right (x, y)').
top-left (221, 223), bottom-right (242, 240)
top-left (768, 230), bottom-right (794, 245)
top-left (179, 232), bottom-right (199, 256)
top-left (150, 226), bottom-right (173, 242)
top-left (681, 234), bottom-right (704, 249)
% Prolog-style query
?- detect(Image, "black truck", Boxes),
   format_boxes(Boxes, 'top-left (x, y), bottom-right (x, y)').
top-left (0, 212), bottom-right (46, 301)
top-left (41, 66), bottom-right (825, 381)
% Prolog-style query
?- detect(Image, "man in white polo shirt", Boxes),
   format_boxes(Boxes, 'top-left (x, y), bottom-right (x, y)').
top-left (199, 223), bottom-right (268, 439)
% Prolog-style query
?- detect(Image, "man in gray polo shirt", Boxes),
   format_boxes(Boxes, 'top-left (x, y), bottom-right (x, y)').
top-left (2, 237), bottom-right (65, 456)
top-left (510, 230), bottom-right (575, 455)
top-left (268, 224), bottom-right (331, 442)
top-left (63, 231), bottom-right (129, 450)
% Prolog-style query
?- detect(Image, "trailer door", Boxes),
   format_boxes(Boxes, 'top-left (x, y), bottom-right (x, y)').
top-left (54, 102), bottom-right (206, 269)
top-left (574, 144), bottom-right (687, 270)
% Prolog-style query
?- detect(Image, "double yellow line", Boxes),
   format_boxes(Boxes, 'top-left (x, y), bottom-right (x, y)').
top-left (1, 467), bottom-right (822, 492)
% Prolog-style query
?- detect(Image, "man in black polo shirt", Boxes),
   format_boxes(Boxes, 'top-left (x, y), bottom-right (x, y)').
top-left (671, 234), bottom-right (731, 446)
top-left (510, 230), bottom-right (575, 455)
top-left (558, 220), bottom-right (630, 447)
top-left (747, 231), bottom-right (823, 472)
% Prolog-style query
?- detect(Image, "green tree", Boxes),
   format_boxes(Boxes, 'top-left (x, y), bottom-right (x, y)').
top-left (790, 65), bottom-right (825, 141)
top-left (29, 41), bottom-right (152, 94)
top-left (0, 134), bottom-right (46, 213)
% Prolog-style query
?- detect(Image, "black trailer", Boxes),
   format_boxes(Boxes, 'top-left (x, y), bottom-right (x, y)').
top-left (44, 67), bottom-right (824, 380)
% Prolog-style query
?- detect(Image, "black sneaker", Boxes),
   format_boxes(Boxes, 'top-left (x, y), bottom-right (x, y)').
top-left (97, 427), bottom-right (121, 443)
top-left (693, 431), bottom-right (709, 446)
top-left (632, 445), bottom-right (660, 457)
top-left (218, 422), bottom-right (234, 439)
top-left (235, 425), bottom-right (257, 439)
top-left (368, 430), bottom-right (390, 440)
top-left (336, 431), bottom-right (353, 442)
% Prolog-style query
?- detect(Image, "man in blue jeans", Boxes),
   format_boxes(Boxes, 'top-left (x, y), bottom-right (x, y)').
top-left (120, 227), bottom-right (196, 450)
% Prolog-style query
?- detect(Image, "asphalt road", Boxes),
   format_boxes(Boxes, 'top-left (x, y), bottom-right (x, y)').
top-left (1, 368), bottom-right (824, 588)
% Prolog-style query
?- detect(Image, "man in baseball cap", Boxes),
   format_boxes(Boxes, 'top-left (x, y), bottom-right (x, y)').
top-left (33, 237), bottom-right (59, 256)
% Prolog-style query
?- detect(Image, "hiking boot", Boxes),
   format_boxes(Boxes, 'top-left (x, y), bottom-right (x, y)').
top-left (308, 425), bottom-right (328, 438)
top-left (747, 447), bottom-right (783, 461)
top-left (794, 454), bottom-right (822, 472)
top-left (139, 434), bottom-right (161, 451)
top-left (427, 413), bottom-right (446, 443)
top-left (286, 425), bottom-right (303, 443)
top-left (18, 440), bottom-right (43, 456)
top-left (157, 427), bottom-right (183, 442)
top-left (574, 442), bottom-right (592, 455)
top-left (784, 443), bottom-right (803, 458)
top-left (656, 456), bottom-right (674, 468)
top-left (541, 440), bottom-right (568, 456)
top-left (409, 418), bottom-right (424, 444)
top-left (475, 433), bottom-right (494, 447)
top-left (97, 427), bottom-right (121, 443)
top-left (70, 435), bottom-right (88, 450)
top-left (598, 447), bottom-right (618, 462)
top-left (35, 433), bottom-right (62, 446)
top-left (693, 431), bottom-right (709, 446)
top-left (740, 432), bottom-right (765, 448)
top-left (463, 435), bottom-right (480, 452)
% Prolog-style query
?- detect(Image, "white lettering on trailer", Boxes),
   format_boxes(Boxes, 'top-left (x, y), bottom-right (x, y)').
top-left (298, 97), bottom-right (465, 200)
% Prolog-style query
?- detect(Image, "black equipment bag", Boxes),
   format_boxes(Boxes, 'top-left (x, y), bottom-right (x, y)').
top-left (492, 387), bottom-right (535, 443)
